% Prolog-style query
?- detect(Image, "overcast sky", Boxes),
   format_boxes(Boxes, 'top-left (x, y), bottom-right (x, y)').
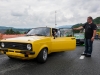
top-left (0, 0), bottom-right (100, 28)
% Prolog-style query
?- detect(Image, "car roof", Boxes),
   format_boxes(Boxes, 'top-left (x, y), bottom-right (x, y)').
top-left (31, 27), bottom-right (58, 29)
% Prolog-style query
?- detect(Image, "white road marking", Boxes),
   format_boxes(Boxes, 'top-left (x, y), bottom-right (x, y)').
top-left (79, 56), bottom-right (85, 59)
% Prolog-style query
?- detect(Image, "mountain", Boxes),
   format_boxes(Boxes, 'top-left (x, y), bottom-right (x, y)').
top-left (93, 17), bottom-right (100, 24)
top-left (56, 25), bottom-right (73, 29)
top-left (0, 26), bottom-right (13, 29)
top-left (0, 26), bottom-right (31, 33)
top-left (0, 16), bottom-right (100, 33)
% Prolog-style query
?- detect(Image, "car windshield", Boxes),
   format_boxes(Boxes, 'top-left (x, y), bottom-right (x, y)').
top-left (26, 27), bottom-right (50, 36)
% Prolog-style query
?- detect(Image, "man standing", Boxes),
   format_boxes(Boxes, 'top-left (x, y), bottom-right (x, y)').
top-left (73, 16), bottom-right (97, 57)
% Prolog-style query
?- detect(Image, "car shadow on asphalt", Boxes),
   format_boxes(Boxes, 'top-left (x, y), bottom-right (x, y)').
top-left (4, 52), bottom-right (66, 64)
top-left (76, 44), bottom-right (85, 46)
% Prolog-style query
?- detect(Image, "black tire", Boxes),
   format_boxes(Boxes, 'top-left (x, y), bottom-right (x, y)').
top-left (37, 48), bottom-right (48, 63)
top-left (80, 42), bottom-right (84, 45)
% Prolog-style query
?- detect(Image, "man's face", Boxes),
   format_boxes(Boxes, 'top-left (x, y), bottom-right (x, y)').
top-left (87, 18), bottom-right (92, 23)
top-left (53, 30), bottom-right (55, 32)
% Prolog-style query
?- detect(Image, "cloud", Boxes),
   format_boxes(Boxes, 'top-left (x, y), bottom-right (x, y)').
top-left (0, 0), bottom-right (100, 28)
top-left (11, 12), bottom-right (24, 16)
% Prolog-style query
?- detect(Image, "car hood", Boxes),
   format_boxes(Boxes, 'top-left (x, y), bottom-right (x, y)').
top-left (1, 36), bottom-right (45, 43)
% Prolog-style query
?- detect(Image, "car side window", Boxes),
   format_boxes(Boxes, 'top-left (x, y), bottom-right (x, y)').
top-left (60, 29), bottom-right (73, 37)
top-left (52, 29), bottom-right (61, 37)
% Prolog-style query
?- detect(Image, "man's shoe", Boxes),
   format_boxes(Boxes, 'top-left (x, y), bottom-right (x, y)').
top-left (85, 54), bottom-right (91, 57)
top-left (81, 53), bottom-right (87, 55)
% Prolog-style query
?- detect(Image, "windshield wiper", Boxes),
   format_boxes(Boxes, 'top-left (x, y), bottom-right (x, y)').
top-left (26, 34), bottom-right (46, 36)
top-left (35, 34), bottom-right (46, 36)
top-left (26, 35), bottom-right (34, 36)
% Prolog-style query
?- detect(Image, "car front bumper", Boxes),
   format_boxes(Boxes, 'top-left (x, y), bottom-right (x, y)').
top-left (0, 48), bottom-right (35, 59)
top-left (76, 39), bottom-right (84, 44)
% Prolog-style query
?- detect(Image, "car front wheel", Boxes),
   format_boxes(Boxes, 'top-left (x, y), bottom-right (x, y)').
top-left (37, 48), bottom-right (48, 63)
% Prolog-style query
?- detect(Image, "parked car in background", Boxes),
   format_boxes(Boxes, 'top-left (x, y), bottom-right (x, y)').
top-left (0, 27), bottom-right (76, 63)
top-left (73, 29), bottom-right (85, 45)
top-left (74, 33), bottom-right (85, 45)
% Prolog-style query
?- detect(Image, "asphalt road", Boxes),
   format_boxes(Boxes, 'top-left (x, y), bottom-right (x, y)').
top-left (0, 40), bottom-right (100, 75)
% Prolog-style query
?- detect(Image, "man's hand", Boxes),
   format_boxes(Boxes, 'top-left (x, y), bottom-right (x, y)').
top-left (91, 37), bottom-right (94, 41)
top-left (91, 30), bottom-right (96, 41)
top-left (73, 28), bottom-right (77, 30)
top-left (73, 26), bottom-right (83, 30)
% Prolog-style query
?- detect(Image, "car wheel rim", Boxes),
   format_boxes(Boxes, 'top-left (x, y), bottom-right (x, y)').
top-left (43, 49), bottom-right (47, 60)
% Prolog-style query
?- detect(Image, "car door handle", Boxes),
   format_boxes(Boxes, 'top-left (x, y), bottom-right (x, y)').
top-left (71, 38), bottom-right (75, 40)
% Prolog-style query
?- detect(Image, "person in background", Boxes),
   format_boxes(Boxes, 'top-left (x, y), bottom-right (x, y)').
top-left (96, 33), bottom-right (99, 40)
top-left (73, 16), bottom-right (97, 57)
top-left (57, 29), bottom-right (60, 37)
top-left (52, 30), bottom-right (57, 37)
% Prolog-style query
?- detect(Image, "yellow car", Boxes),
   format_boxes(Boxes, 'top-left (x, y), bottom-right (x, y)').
top-left (0, 27), bottom-right (76, 63)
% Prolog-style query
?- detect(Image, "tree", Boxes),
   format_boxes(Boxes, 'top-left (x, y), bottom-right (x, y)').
top-left (16, 31), bottom-right (20, 34)
top-left (5, 29), bottom-right (10, 34)
top-left (4, 28), bottom-right (21, 34)
top-left (9, 28), bottom-right (15, 34)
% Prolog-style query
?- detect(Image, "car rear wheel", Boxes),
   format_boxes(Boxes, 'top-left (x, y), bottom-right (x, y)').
top-left (37, 48), bottom-right (48, 63)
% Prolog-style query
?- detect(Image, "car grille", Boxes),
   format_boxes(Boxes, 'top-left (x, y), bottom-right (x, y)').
top-left (0, 42), bottom-right (29, 50)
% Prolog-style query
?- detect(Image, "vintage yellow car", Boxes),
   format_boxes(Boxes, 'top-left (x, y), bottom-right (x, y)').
top-left (0, 27), bottom-right (76, 63)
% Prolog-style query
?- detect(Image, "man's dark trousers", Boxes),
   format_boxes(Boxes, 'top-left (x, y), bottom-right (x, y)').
top-left (84, 39), bottom-right (93, 55)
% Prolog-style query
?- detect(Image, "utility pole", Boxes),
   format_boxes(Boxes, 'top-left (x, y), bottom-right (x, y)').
top-left (55, 11), bottom-right (57, 28)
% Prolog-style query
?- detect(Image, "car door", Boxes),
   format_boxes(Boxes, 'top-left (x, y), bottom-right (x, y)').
top-left (51, 37), bottom-right (65, 52)
top-left (51, 28), bottom-right (63, 52)
top-left (60, 28), bottom-right (76, 50)
top-left (62, 37), bottom-right (76, 50)
top-left (51, 36), bottom-right (76, 52)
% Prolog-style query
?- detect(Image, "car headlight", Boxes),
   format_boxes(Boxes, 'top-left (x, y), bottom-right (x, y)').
top-left (27, 44), bottom-right (32, 50)
top-left (1, 42), bottom-right (5, 48)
